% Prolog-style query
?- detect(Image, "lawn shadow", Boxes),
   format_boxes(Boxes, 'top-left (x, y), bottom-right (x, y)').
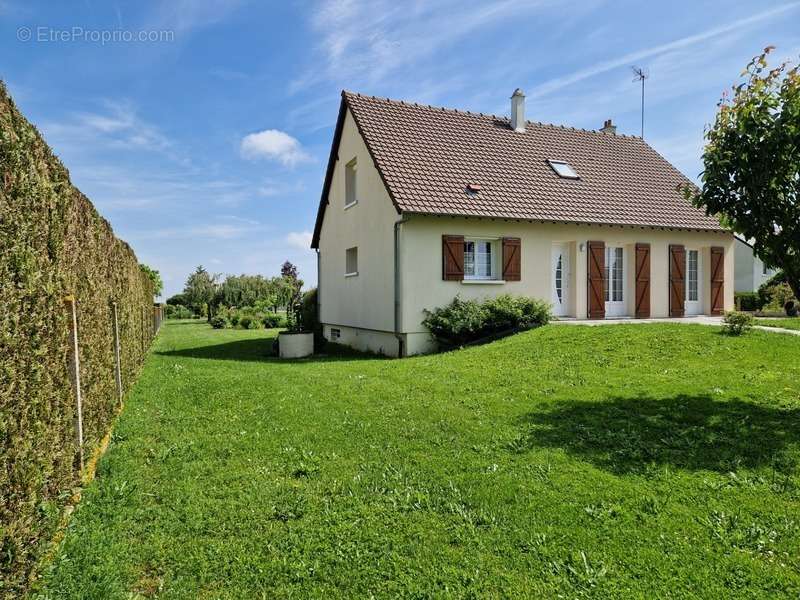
top-left (156, 338), bottom-right (383, 363)
top-left (511, 394), bottom-right (800, 474)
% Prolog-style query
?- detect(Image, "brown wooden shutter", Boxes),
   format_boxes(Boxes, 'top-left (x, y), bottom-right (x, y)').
top-left (635, 243), bottom-right (651, 318)
top-left (669, 244), bottom-right (686, 317)
top-left (502, 237), bottom-right (521, 281)
top-left (710, 246), bottom-right (725, 315)
top-left (442, 235), bottom-right (464, 281)
top-left (587, 241), bottom-right (605, 319)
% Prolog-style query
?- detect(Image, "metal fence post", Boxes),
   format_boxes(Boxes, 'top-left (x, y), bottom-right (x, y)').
top-left (111, 301), bottom-right (123, 403)
top-left (64, 295), bottom-right (84, 471)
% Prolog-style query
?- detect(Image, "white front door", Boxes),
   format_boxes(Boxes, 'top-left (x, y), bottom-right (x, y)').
top-left (685, 249), bottom-right (702, 315)
top-left (551, 244), bottom-right (570, 317)
top-left (605, 246), bottom-right (626, 317)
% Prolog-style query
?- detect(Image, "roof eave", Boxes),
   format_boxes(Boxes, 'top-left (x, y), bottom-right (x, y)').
top-left (311, 92), bottom-right (348, 249)
top-left (399, 209), bottom-right (728, 233)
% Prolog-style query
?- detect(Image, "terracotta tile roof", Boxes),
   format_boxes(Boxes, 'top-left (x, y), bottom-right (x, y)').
top-left (312, 91), bottom-right (723, 247)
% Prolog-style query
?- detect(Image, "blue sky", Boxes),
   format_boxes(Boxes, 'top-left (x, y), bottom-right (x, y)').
top-left (2, 1), bottom-right (799, 298)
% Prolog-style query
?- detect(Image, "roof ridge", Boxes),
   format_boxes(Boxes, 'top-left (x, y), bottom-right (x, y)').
top-left (342, 90), bottom-right (642, 139)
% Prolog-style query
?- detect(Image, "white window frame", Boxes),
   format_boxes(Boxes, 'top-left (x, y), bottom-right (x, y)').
top-left (547, 159), bottom-right (580, 179)
top-left (463, 238), bottom-right (500, 281)
top-left (345, 246), bottom-right (358, 277)
top-left (686, 249), bottom-right (699, 302)
top-left (344, 157), bottom-right (358, 209)
top-left (604, 246), bottom-right (624, 303)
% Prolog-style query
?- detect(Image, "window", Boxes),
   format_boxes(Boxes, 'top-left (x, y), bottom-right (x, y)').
top-left (604, 247), bottom-right (623, 302)
top-left (762, 262), bottom-right (769, 276)
top-left (345, 247), bottom-right (358, 276)
top-left (330, 328), bottom-right (341, 340)
top-left (555, 254), bottom-right (563, 303)
top-left (464, 239), bottom-right (496, 280)
top-left (687, 250), bottom-right (698, 301)
top-left (547, 159), bottom-right (579, 179)
top-left (345, 158), bottom-right (357, 207)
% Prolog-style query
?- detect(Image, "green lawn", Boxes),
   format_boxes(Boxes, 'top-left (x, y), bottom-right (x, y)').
top-left (37, 321), bottom-right (800, 598)
top-left (757, 318), bottom-right (800, 331)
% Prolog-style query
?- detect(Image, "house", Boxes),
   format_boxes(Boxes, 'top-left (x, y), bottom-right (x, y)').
top-left (734, 235), bottom-right (778, 292)
top-left (311, 90), bottom-right (734, 356)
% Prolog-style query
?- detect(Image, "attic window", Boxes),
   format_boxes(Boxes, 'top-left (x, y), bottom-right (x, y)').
top-left (547, 160), bottom-right (579, 179)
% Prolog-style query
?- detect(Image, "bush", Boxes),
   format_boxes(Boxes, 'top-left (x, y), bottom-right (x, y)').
top-left (484, 294), bottom-right (551, 330)
top-left (262, 313), bottom-right (286, 328)
top-left (734, 292), bottom-right (759, 312)
top-left (210, 316), bottom-right (228, 329)
top-left (165, 304), bottom-right (194, 319)
top-left (239, 316), bottom-right (261, 330)
top-left (786, 300), bottom-right (798, 317)
top-left (423, 294), bottom-right (550, 347)
top-left (722, 311), bottom-right (755, 336)
top-left (757, 271), bottom-right (795, 313)
top-left (230, 313), bottom-right (240, 327)
top-left (761, 282), bottom-right (797, 314)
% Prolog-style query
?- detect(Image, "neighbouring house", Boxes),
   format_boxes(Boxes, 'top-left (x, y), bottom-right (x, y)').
top-left (311, 90), bottom-right (734, 356)
top-left (734, 235), bottom-right (778, 292)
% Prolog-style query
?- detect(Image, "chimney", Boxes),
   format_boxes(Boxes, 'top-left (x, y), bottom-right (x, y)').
top-left (510, 88), bottom-right (526, 132)
top-left (600, 118), bottom-right (617, 135)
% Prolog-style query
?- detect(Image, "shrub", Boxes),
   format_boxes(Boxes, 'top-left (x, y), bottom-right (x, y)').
top-left (722, 311), bottom-right (755, 336)
top-left (484, 294), bottom-right (551, 330)
top-left (757, 271), bottom-right (793, 311)
top-left (263, 313), bottom-right (285, 328)
top-left (210, 316), bottom-right (228, 329)
top-left (239, 316), bottom-right (261, 330)
top-left (423, 297), bottom-right (487, 346)
top-left (761, 282), bottom-right (797, 314)
top-left (229, 313), bottom-right (240, 327)
top-left (786, 300), bottom-right (798, 317)
top-left (165, 304), bottom-right (194, 319)
top-left (734, 292), bottom-right (759, 312)
top-left (300, 288), bottom-right (327, 350)
top-left (423, 295), bottom-right (550, 347)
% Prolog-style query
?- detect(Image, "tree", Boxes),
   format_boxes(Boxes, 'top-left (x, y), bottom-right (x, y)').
top-left (183, 266), bottom-right (219, 320)
top-left (281, 261), bottom-right (299, 281)
top-left (686, 47), bottom-right (800, 300)
top-left (166, 292), bottom-right (189, 306)
top-left (140, 263), bottom-right (163, 298)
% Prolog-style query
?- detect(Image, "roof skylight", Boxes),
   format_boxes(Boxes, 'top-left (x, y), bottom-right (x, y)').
top-left (547, 160), bottom-right (579, 179)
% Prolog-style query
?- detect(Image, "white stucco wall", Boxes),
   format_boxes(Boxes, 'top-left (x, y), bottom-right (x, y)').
top-left (398, 216), bottom-right (734, 351)
top-left (317, 108), bottom-right (400, 344)
top-left (734, 237), bottom-right (776, 292)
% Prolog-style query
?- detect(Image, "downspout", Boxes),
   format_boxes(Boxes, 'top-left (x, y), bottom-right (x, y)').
top-left (315, 248), bottom-right (321, 324)
top-left (394, 214), bottom-right (410, 357)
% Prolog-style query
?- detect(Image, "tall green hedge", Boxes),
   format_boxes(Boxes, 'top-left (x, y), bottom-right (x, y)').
top-left (0, 82), bottom-right (155, 596)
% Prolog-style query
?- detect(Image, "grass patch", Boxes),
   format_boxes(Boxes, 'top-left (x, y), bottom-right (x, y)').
top-left (36, 322), bottom-right (800, 598)
top-left (757, 318), bottom-right (800, 331)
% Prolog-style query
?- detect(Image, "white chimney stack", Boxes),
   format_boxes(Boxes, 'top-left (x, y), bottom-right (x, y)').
top-left (510, 88), bottom-right (526, 132)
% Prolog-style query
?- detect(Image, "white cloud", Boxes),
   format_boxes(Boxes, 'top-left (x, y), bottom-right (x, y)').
top-left (294, 0), bottom-right (566, 92)
top-left (142, 223), bottom-right (261, 241)
top-left (527, 3), bottom-right (800, 100)
top-left (149, 0), bottom-right (244, 34)
top-left (286, 231), bottom-right (313, 250)
top-left (240, 129), bottom-right (310, 166)
top-left (44, 100), bottom-right (179, 160)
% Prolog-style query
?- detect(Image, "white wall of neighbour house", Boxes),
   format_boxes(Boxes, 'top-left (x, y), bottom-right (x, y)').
top-left (734, 237), bottom-right (776, 293)
top-left (399, 216), bottom-right (735, 355)
top-left (317, 108), bottom-right (401, 356)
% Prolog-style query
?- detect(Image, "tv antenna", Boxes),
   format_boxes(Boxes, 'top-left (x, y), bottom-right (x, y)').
top-left (631, 66), bottom-right (648, 138)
